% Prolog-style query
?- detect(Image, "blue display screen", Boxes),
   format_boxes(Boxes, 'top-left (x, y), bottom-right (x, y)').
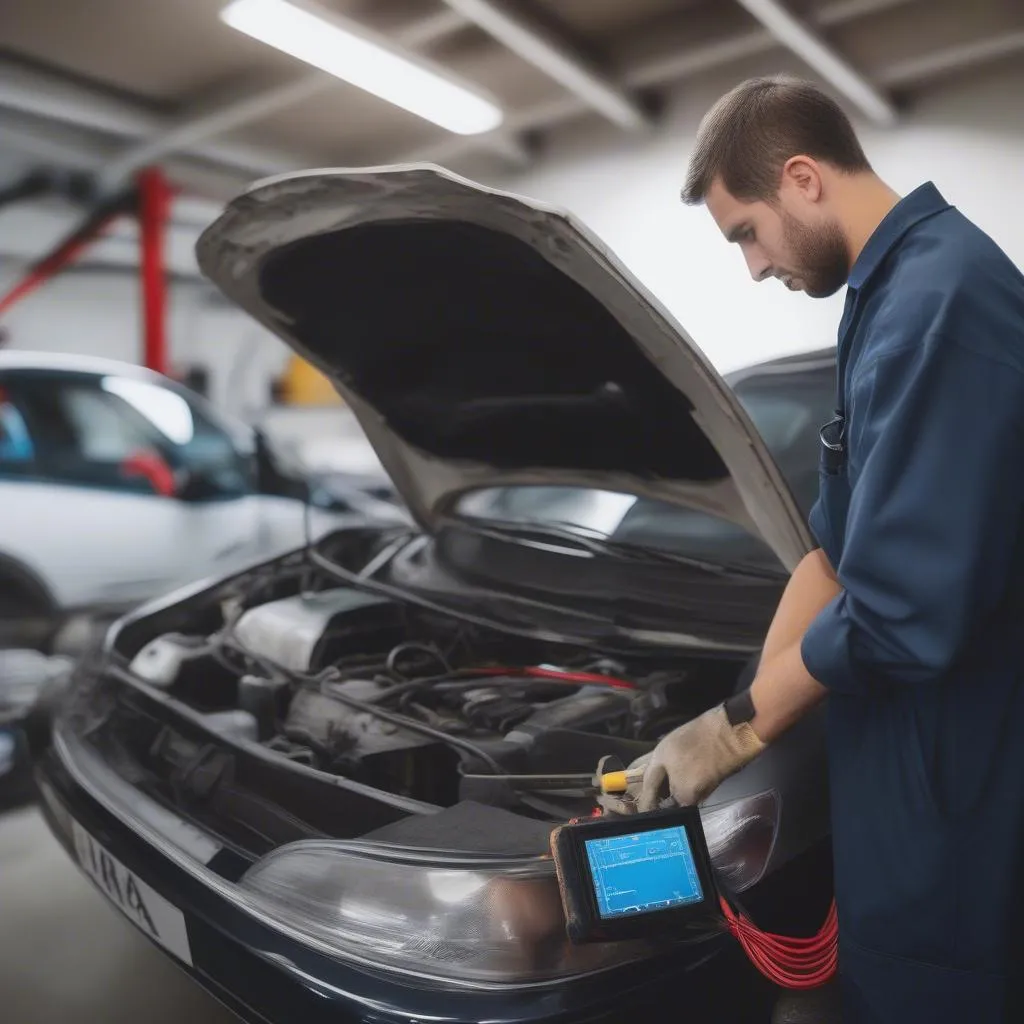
top-left (584, 825), bottom-right (704, 919)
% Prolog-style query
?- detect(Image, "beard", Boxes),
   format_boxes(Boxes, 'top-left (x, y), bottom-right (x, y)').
top-left (781, 212), bottom-right (849, 298)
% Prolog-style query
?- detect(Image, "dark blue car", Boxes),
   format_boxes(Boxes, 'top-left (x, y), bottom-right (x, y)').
top-left (35, 167), bottom-right (837, 1023)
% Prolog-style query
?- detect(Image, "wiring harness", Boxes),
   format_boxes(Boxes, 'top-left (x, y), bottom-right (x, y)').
top-left (718, 893), bottom-right (838, 989)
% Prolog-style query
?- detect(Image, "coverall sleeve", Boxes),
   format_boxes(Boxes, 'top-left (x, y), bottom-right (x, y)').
top-left (801, 335), bottom-right (1024, 693)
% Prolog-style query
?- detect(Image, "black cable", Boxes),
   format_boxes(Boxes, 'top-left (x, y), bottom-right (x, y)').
top-left (458, 771), bottom-right (594, 791)
top-left (360, 671), bottom-right (465, 704)
top-left (385, 641), bottom-right (451, 678)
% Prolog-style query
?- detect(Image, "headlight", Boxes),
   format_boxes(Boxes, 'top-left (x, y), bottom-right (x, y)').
top-left (240, 791), bottom-right (779, 988)
top-left (240, 843), bottom-right (654, 987)
top-left (701, 789), bottom-right (780, 892)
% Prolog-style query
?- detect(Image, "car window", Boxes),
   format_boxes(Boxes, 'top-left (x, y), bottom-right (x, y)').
top-left (0, 370), bottom-right (254, 499)
top-left (732, 363), bottom-right (835, 517)
top-left (0, 384), bottom-right (36, 476)
top-left (452, 359), bottom-right (835, 571)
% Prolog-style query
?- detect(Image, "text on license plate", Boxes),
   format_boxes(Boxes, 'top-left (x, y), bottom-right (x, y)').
top-left (72, 820), bottom-right (193, 966)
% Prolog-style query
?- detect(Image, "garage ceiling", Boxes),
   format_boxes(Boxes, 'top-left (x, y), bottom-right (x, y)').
top-left (0, 0), bottom-right (1022, 204)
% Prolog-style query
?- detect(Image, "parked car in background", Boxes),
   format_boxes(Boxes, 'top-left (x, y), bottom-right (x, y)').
top-left (0, 352), bottom-right (406, 650)
top-left (0, 648), bottom-right (71, 808)
top-left (35, 167), bottom-right (839, 1024)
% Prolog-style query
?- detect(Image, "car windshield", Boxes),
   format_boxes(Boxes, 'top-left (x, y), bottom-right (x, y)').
top-left (453, 358), bottom-right (834, 572)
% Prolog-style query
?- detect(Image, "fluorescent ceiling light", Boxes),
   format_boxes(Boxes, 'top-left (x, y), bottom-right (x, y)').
top-left (220, 0), bottom-right (504, 135)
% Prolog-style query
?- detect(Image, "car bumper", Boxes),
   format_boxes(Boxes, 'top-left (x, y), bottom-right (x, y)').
top-left (34, 719), bottom-right (767, 1024)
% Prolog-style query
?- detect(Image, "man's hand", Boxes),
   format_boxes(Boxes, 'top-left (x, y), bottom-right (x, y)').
top-left (637, 705), bottom-right (765, 811)
top-left (631, 549), bottom-right (840, 811)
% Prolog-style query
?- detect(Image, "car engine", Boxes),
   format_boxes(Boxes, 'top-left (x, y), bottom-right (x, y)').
top-left (125, 583), bottom-right (745, 818)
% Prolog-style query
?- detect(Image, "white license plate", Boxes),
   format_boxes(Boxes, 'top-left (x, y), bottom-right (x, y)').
top-left (72, 820), bottom-right (193, 966)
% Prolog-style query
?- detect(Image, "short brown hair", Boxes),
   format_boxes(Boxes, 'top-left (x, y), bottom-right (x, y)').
top-left (681, 76), bottom-right (871, 205)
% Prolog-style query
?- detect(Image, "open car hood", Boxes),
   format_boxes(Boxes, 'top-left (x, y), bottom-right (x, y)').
top-left (197, 165), bottom-right (811, 571)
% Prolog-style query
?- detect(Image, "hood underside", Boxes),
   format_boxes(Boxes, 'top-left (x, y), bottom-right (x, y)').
top-left (196, 165), bottom-right (811, 570)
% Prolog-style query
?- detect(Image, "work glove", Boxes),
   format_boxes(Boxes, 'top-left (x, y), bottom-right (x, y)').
top-left (638, 704), bottom-right (766, 812)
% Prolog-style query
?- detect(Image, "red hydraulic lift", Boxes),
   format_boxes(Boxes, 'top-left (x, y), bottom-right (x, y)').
top-left (137, 167), bottom-right (173, 375)
top-left (0, 166), bottom-right (176, 374)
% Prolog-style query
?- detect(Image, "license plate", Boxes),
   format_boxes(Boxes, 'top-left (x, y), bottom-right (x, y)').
top-left (72, 820), bottom-right (193, 966)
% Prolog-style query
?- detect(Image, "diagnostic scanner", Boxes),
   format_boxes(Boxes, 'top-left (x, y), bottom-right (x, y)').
top-left (550, 805), bottom-right (719, 944)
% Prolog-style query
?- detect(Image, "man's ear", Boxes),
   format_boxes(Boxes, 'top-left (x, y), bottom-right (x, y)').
top-left (781, 156), bottom-right (824, 203)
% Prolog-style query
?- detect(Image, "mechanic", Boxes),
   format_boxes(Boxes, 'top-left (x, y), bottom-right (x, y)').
top-left (626, 76), bottom-right (1024, 1023)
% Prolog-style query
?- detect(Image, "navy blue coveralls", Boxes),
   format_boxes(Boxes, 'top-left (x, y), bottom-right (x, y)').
top-left (800, 183), bottom-right (1024, 1022)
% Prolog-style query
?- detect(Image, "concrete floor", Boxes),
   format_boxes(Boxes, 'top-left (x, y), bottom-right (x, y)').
top-left (0, 805), bottom-right (237, 1024)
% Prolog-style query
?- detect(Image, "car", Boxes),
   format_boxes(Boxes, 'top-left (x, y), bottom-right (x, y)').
top-left (0, 352), bottom-right (406, 650)
top-left (0, 648), bottom-right (72, 808)
top-left (33, 166), bottom-right (839, 1024)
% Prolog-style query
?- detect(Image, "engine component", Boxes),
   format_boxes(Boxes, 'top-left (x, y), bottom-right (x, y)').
top-left (458, 687), bottom-right (537, 733)
top-left (238, 674), bottom-right (290, 740)
top-left (284, 684), bottom-right (438, 759)
top-left (504, 688), bottom-right (632, 746)
top-left (285, 683), bottom-right (460, 805)
top-left (129, 633), bottom-right (209, 688)
top-left (628, 670), bottom-right (703, 740)
top-left (233, 589), bottom-right (401, 673)
top-left (200, 709), bottom-right (260, 743)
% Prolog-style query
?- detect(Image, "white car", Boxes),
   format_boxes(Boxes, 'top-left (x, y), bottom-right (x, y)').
top-left (0, 351), bottom-right (398, 647)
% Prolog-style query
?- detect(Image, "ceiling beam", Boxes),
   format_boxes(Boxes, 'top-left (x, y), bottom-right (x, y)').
top-left (733, 0), bottom-right (898, 125)
top-left (439, 0), bottom-right (650, 131)
top-left (877, 30), bottom-right (1024, 88)
top-left (0, 118), bottom-right (104, 171)
top-left (94, 7), bottom-right (474, 187)
top-left (96, 75), bottom-right (331, 188)
top-left (625, 0), bottom-right (918, 89)
top-left (0, 111), bottom-right (245, 216)
top-left (0, 61), bottom-right (302, 177)
top-left (399, 0), bottom-right (914, 166)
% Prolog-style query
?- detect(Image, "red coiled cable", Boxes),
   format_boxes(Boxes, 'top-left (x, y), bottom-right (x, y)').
top-left (719, 894), bottom-right (839, 989)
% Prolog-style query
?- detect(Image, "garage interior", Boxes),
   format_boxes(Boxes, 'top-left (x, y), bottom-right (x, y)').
top-left (2, 1), bottom-right (1024, 1022)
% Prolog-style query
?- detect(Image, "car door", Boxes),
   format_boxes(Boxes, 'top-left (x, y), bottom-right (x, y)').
top-left (0, 368), bottom-right (262, 611)
top-left (93, 371), bottom-right (268, 583)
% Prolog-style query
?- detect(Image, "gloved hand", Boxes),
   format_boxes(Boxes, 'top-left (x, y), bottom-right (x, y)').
top-left (595, 751), bottom-right (652, 816)
top-left (638, 704), bottom-right (766, 812)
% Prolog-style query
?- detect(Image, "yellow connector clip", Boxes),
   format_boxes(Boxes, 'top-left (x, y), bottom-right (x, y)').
top-left (596, 766), bottom-right (646, 794)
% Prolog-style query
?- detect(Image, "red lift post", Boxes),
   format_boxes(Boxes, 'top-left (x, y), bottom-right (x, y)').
top-left (137, 167), bottom-right (173, 376)
top-left (0, 168), bottom-right (175, 377)
top-left (0, 190), bottom-right (132, 318)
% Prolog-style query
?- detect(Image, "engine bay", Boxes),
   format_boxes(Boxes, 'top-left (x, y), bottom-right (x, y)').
top-left (121, 558), bottom-right (747, 822)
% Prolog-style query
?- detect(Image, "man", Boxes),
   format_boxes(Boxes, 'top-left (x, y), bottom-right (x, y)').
top-left (630, 76), bottom-right (1024, 1022)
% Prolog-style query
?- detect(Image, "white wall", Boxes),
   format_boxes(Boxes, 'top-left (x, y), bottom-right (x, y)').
top-left (0, 266), bottom-right (290, 420)
top-left (495, 58), bottom-right (1024, 372)
top-left (2, 56), bottom-right (1022, 402)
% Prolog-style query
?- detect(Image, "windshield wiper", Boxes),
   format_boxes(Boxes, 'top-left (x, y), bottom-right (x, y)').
top-left (445, 516), bottom-right (782, 579)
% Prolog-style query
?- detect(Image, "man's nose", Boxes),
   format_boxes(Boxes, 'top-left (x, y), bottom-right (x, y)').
top-left (743, 246), bottom-right (771, 283)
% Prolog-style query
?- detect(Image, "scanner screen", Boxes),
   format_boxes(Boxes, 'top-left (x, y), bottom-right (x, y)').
top-left (584, 825), bottom-right (704, 919)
